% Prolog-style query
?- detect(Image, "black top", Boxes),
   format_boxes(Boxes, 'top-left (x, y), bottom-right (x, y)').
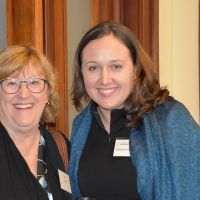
top-left (78, 103), bottom-right (141, 200)
top-left (0, 122), bottom-right (71, 200)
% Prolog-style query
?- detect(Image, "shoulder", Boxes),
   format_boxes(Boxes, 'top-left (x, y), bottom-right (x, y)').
top-left (154, 98), bottom-right (197, 123)
top-left (41, 125), bottom-right (70, 171)
top-left (73, 104), bottom-right (92, 122)
top-left (155, 98), bottom-right (188, 115)
top-left (70, 103), bottom-right (93, 146)
top-left (43, 126), bottom-right (70, 153)
top-left (71, 103), bottom-right (92, 132)
top-left (149, 98), bottom-right (200, 138)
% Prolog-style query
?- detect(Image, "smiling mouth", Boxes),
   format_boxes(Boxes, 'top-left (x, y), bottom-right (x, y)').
top-left (98, 88), bottom-right (116, 95)
top-left (14, 104), bottom-right (33, 109)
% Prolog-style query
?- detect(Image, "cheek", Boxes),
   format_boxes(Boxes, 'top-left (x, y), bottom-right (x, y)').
top-left (43, 93), bottom-right (48, 104)
top-left (122, 72), bottom-right (135, 92)
top-left (84, 81), bottom-right (93, 97)
top-left (83, 79), bottom-right (97, 99)
top-left (38, 90), bottom-right (48, 106)
top-left (0, 94), bottom-right (12, 107)
top-left (128, 76), bottom-right (135, 88)
top-left (44, 89), bottom-right (49, 100)
top-left (83, 75), bottom-right (95, 89)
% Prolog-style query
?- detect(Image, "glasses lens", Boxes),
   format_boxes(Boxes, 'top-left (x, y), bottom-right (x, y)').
top-left (27, 78), bottom-right (46, 93)
top-left (0, 78), bottom-right (47, 94)
top-left (1, 79), bottom-right (19, 94)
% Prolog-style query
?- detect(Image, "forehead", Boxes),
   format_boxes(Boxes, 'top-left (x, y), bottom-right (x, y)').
top-left (86, 34), bottom-right (125, 48)
top-left (82, 35), bottom-right (130, 60)
top-left (10, 64), bottom-right (45, 79)
top-left (83, 35), bottom-right (128, 53)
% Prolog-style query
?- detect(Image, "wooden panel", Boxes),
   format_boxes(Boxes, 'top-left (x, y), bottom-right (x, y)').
top-left (6, 0), bottom-right (43, 50)
top-left (112, 0), bottom-right (124, 22)
top-left (139, 0), bottom-right (159, 74)
top-left (54, 0), bottom-right (68, 135)
top-left (44, 0), bottom-right (68, 136)
top-left (35, 0), bottom-right (43, 51)
top-left (92, 0), bottom-right (113, 25)
top-left (123, 0), bottom-right (139, 38)
top-left (6, 0), bottom-right (13, 44)
top-left (92, 0), bottom-right (100, 25)
top-left (43, 0), bottom-right (55, 72)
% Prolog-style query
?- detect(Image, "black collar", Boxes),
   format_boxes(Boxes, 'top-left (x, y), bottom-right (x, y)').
top-left (90, 102), bottom-right (128, 134)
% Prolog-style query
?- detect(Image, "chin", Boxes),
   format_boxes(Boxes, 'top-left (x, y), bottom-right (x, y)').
top-left (100, 104), bottom-right (122, 110)
top-left (15, 121), bottom-right (36, 128)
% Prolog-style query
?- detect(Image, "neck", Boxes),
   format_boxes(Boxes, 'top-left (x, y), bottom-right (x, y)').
top-left (1, 122), bottom-right (40, 176)
top-left (97, 107), bottom-right (111, 133)
top-left (2, 123), bottom-right (40, 144)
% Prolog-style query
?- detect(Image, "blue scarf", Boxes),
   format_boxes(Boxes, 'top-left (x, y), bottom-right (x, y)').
top-left (69, 99), bottom-right (200, 200)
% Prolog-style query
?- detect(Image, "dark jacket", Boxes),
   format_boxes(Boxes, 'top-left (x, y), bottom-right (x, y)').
top-left (0, 123), bottom-right (71, 200)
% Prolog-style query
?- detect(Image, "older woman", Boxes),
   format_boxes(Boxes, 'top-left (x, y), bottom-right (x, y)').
top-left (69, 21), bottom-right (200, 200)
top-left (0, 46), bottom-right (71, 200)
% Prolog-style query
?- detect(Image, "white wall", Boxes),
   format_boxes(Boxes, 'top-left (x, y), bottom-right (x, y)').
top-left (0, 0), bottom-right (6, 51)
top-left (159, 0), bottom-right (199, 123)
top-left (67, 0), bottom-right (92, 133)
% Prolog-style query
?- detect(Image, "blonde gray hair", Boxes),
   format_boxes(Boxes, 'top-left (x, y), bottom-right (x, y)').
top-left (0, 45), bottom-right (60, 123)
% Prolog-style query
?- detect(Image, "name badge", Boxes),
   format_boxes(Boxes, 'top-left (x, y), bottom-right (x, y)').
top-left (58, 169), bottom-right (72, 193)
top-left (113, 139), bottom-right (130, 157)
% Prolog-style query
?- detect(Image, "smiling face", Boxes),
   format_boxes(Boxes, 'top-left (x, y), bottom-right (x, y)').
top-left (0, 65), bottom-right (48, 133)
top-left (82, 34), bottom-right (135, 112)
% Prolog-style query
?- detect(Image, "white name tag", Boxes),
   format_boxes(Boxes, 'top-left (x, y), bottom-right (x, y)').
top-left (113, 139), bottom-right (130, 157)
top-left (58, 169), bottom-right (72, 193)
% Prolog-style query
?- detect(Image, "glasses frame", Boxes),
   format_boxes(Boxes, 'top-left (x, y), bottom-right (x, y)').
top-left (0, 78), bottom-right (49, 94)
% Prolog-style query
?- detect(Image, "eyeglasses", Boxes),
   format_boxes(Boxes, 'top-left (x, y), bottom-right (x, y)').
top-left (0, 78), bottom-right (49, 94)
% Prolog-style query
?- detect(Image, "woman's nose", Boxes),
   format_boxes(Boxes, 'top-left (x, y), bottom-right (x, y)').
top-left (17, 82), bottom-right (31, 97)
top-left (100, 68), bottom-right (112, 85)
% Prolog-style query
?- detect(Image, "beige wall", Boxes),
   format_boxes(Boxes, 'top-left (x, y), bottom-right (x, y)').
top-left (67, 0), bottom-right (92, 133)
top-left (159, 0), bottom-right (199, 123)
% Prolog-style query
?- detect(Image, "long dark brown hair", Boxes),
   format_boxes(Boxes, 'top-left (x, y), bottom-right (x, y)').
top-left (71, 21), bottom-right (170, 128)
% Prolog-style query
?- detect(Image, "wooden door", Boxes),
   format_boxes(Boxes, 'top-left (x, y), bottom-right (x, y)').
top-left (6, 0), bottom-right (69, 137)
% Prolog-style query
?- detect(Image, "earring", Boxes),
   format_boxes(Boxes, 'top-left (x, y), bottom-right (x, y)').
top-left (46, 102), bottom-right (49, 105)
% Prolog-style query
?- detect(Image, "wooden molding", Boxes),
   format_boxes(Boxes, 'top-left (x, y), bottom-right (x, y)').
top-left (138, 0), bottom-right (159, 75)
top-left (35, 0), bottom-right (43, 51)
top-left (92, 0), bottom-right (113, 25)
top-left (6, 0), bottom-right (43, 48)
top-left (43, 0), bottom-right (68, 136)
top-left (6, 0), bottom-right (13, 45)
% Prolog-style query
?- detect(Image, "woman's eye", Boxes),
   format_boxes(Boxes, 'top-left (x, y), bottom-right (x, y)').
top-left (88, 65), bottom-right (98, 71)
top-left (112, 64), bottom-right (122, 70)
top-left (6, 81), bottom-right (18, 86)
top-left (30, 80), bottom-right (40, 85)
